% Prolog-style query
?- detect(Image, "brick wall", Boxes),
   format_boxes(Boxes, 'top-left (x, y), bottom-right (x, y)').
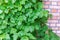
top-left (44, 0), bottom-right (60, 36)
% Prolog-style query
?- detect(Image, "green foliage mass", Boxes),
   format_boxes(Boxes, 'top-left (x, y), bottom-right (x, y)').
top-left (0, 0), bottom-right (59, 40)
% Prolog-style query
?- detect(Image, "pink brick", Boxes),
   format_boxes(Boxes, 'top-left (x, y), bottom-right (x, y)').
top-left (56, 24), bottom-right (60, 27)
top-left (51, 27), bottom-right (58, 31)
top-left (58, 2), bottom-right (60, 5)
top-left (51, 16), bottom-right (60, 20)
top-left (44, 0), bottom-right (60, 36)
top-left (50, 23), bottom-right (56, 27)
top-left (44, 1), bottom-right (50, 5)
top-left (49, 0), bottom-right (60, 1)
top-left (52, 13), bottom-right (60, 16)
top-left (58, 10), bottom-right (60, 12)
top-left (51, 2), bottom-right (57, 5)
top-left (48, 20), bottom-right (58, 23)
top-left (51, 16), bottom-right (57, 20)
top-left (57, 31), bottom-right (60, 33)
top-left (49, 6), bottom-right (60, 9)
top-left (44, 5), bottom-right (49, 9)
top-left (58, 28), bottom-right (60, 30)
top-left (56, 34), bottom-right (60, 36)
top-left (51, 9), bottom-right (57, 13)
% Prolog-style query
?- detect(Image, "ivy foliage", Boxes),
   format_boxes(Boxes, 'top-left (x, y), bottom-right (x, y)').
top-left (0, 0), bottom-right (59, 40)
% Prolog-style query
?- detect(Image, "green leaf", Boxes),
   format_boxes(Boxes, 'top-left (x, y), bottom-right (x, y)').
top-left (37, 2), bottom-right (43, 9)
top-left (18, 5), bottom-right (22, 11)
top-left (43, 10), bottom-right (49, 17)
top-left (0, 14), bottom-right (5, 19)
top-left (18, 31), bottom-right (26, 37)
top-left (12, 0), bottom-right (16, 4)
top-left (10, 28), bottom-right (17, 34)
top-left (39, 12), bottom-right (43, 18)
top-left (0, 10), bottom-right (3, 14)
top-left (4, 0), bottom-right (9, 3)
top-left (26, 33), bottom-right (36, 39)
top-left (0, 0), bottom-right (3, 5)
top-left (24, 2), bottom-right (32, 9)
top-left (21, 36), bottom-right (29, 40)
top-left (44, 34), bottom-right (49, 40)
top-left (20, 0), bottom-right (26, 4)
top-left (0, 34), bottom-right (5, 39)
top-left (31, 0), bottom-right (36, 3)
top-left (5, 34), bottom-right (10, 40)
top-left (34, 24), bottom-right (40, 30)
top-left (0, 30), bottom-right (3, 34)
top-left (4, 9), bottom-right (9, 14)
top-left (13, 33), bottom-right (18, 40)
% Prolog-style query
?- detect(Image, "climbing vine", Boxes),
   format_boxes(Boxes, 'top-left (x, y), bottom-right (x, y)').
top-left (0, 0), bottom-right (59, 40)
